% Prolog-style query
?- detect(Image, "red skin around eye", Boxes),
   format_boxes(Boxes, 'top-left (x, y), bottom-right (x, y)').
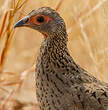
top-left (28, 14), bottom-right (52, 25)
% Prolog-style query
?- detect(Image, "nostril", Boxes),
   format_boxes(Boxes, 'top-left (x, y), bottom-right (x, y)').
top-left (14, 17), bottom-right (29, 28)
top-left (23, 17), bottom-right (29, 23)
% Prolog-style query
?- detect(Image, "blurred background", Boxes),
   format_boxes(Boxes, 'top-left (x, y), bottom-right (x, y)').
top-left (0, 0), bottom-right (108, 109)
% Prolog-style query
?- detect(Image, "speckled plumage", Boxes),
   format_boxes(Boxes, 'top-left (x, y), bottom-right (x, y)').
top-left (15, 7), bottom-right (108, 110)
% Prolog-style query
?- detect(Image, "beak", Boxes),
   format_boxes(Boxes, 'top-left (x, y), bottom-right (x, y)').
top-left (14, 16), bottom-right (29, 28)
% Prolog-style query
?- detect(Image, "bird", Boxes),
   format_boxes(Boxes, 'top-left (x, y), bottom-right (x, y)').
top-left (14, 7), bottom-right (108, 110)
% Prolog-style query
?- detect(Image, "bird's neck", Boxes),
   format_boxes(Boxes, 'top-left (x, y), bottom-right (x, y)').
top-left (41, 32), bottom-right (68, 55)
top-left (39, 32), bottom-right (75, 68)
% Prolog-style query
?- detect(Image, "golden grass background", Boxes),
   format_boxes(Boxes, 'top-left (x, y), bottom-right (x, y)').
top-left (0, 0), bottom-right (108, 109)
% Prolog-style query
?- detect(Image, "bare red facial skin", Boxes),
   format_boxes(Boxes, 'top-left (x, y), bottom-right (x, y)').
top-left (27, 14), bottom-right (52, 40)
top-left (28, 14), bottom-right (52, 25)
top-left (41, 32), bottom-right (47, 40)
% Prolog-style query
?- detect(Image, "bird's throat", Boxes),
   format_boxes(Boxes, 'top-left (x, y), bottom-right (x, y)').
top-left (41, 32), bottom-right (47, 40)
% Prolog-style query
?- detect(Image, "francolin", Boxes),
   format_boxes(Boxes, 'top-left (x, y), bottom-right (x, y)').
top-left (14, 7), bottom-right (108, 110)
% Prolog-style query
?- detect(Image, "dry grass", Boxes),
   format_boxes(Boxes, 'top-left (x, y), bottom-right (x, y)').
top-left (0, 0), bottom-right (108, 109)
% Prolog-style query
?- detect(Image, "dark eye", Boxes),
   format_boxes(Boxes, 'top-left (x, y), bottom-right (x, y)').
top-left (36, 16), bottom-right (44, 23)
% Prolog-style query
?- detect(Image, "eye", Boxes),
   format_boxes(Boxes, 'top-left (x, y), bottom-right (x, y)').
top-left (36, 16), bottom-right (44, 23)
top-left (28, 15), bottom-right (52, 25)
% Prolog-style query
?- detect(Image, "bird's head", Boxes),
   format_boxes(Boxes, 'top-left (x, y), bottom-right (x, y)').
top-left (14, 7), bottom-right (67, 40)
